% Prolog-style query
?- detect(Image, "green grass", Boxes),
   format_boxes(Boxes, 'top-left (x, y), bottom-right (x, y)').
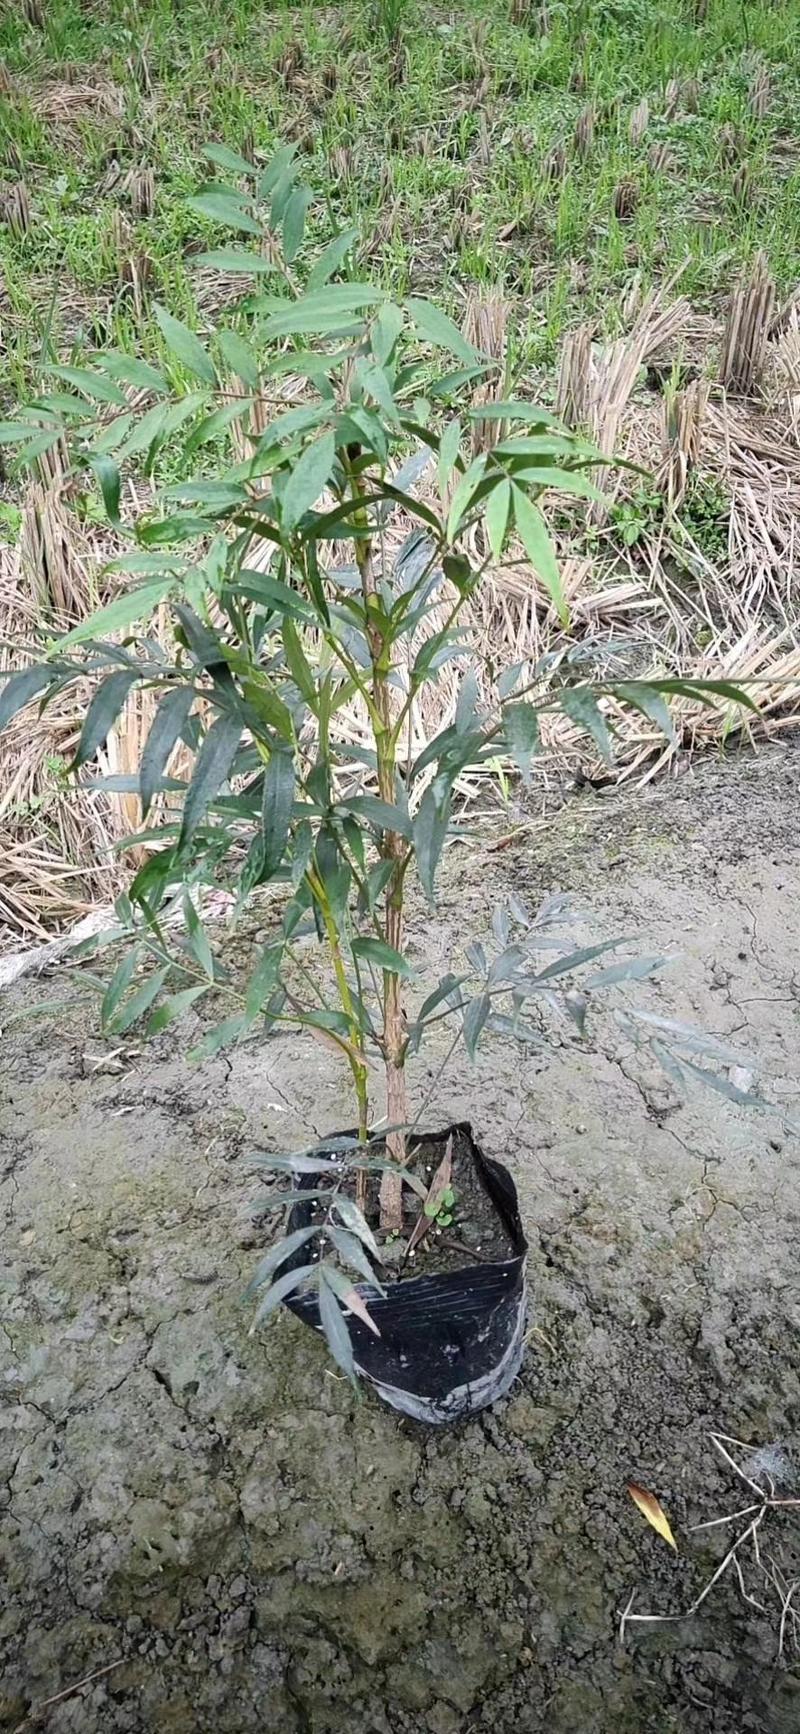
top-left (1, 0), bottom-right (800, 404)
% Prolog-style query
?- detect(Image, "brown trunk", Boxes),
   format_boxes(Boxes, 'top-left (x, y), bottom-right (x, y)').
top-left (378, 883), bottom-right (408, 1232)
top-left (348, 449), bottom-right (410, 1234)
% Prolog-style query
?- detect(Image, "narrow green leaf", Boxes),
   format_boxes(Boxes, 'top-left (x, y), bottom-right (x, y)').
top-left (217, 327), bottom-right (260, 389)
top-left (50, 365), bottom-right (127, 406)
top-left (75, 670), bottom-right (140, 768)
top-left (414, 973), bottom-right (468, 1028)
top-left (87, 454), bottom-right (122, 529)
top-left (283, 185), bottom-right (312, 263)
top-left (183, 893), bottom-right (215, 979)
top-left (0, 664), bottom-right (56, 732)
top-left (455, 669), bottom-right (479, 735)
top-left (56, 581), bottom-right (173, 651)
top-left (202, 142), bottom-right (255, 177)
top-left (340, 795), bottom-right (412, 839)
top-left (282, 618), bottom-right (317, 704)
top-left (413, 785), bottom-right (451, 903)
top-left (467, 402), bottom-right (563, 426)
top-left (110, 966), bottom-right (170, 1035)
top-left (318, 1271), bottom-right (357, 1381)
top-left (259, 143), bottom-right (297, 199)
top-left (96, 354), bottom-right (170, 393)
top-left (17, 430), bottom-right (68, 466)
top-left (101, 947), bottom-right (141, 1029)
top-left (333, 1196), bottom-right (382, 1261)
top-left (525, 938), bottom-right (629, 985)
top-left (281, 430), bottom-right (335, 531)
top-left (0, 420), bottom-right (51, 445)
top-left (585, 954), bottom-right (669, 988)
top-left (512, 486), bottom-right (567, 624)
top-left (622, 1008), bottom-right (748, 1064)
top-left (327, 1227), bottom-right (385, 1294)
top-left (438, 417), bottom-right (462, 496)
top-left (189, 1012), bottom-right (247, 1060)
top-left (148, 983), bottom-right (208, 1033)
top-left (351, 936), bottom-right (412, 977)
top-left (261, 748), bottom-right (295, 876)
top-left (307, 227), bottom-right (359, 290)
top-left (233, 567), bottom-right (314, 621)
top-left (463, 993), bottom-right (491, 1059)
top-left (680, 1055), bottom-right (763, 1105)
top-left (359, 363), bottom-right (399, 423)
top-left (189, 190), bottom-right (262, 235)
top-left (244, 1226), bottom-right (320, 1297)
top-left (560, 686), bottom-right (614, 764)
top-left (258, 284), bottom-right (385, 340)
top-left (194, 247), bottom-right (276, 275)
top-left (246, 944), bottom-right (282, 1020)
top-left (485, 477), bottom-right (511, 560)
top-left (495, 434), bottom-right (592, 458)
top-left (154, 304), bottom-right (217, 386)
top-left (446, 454), bottom-right (487, 541)
top-left (504, 700), bottom-right (540, 783)
top-left (510, 466), bottom-right (605, 503)
top-left (252, 1260), bottom-right (318, 1326)
top-left (184, 398), bottom-right (255, 454)
top-left (640, 676), bottom-right (759, 715)
top-left (405, 297), bottom-right (478, 366)
top-left (180, 712), bottom-right (242, 843)
top-left (371, 301), bottom-right (405, 366)
top-left (612, 681), bottom-right (675, 742)
top-left (269, 164), bottom-right (298, 228)
top-left (117, 393), bottom-right (207, 461)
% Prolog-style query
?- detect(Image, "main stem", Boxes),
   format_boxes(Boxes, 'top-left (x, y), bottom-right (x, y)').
top-left (349, 450), bottom-right (408, 1233)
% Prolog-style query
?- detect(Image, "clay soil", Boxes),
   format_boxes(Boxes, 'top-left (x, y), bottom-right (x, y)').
top-left (2, 741), bottom-right (800, 1733)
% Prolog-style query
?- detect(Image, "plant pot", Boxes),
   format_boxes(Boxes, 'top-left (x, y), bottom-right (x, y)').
top-left (283, 1121), bottom-right (528, 1425)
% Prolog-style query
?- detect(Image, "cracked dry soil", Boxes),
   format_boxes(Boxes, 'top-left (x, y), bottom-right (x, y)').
top-left (2, 743), bottom-right (800, 1733)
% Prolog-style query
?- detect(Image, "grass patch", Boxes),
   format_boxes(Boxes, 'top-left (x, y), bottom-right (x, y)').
top-left (2, 0), bottom-right (799, 394)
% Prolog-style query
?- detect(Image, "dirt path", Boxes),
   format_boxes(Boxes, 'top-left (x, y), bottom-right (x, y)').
top-left (2, 743), bottom-right (800, 1733)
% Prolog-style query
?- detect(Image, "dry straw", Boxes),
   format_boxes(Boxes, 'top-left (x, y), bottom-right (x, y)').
top-left (3, 288), bottom-right (800, 946)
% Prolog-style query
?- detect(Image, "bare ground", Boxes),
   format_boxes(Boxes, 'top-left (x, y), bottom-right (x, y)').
top-left (2, 741), bottom-right (800, 1733)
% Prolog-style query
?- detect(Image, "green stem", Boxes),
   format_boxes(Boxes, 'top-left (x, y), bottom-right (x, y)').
top-left (306, 865), bottom-right (369, 1150)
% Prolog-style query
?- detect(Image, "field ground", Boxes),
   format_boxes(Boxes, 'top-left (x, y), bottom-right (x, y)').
top-left (2, 0), bottom-right (800, 386)
top-left (2, 742), bottom-right (800, 1731)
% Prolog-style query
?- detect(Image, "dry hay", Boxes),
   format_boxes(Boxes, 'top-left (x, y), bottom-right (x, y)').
top-left (25, 69), bottom-right (126, 135)
top-left (0, 479), bottom-right (190, 949)
top-left (3, 291), bottom-right (800, 947)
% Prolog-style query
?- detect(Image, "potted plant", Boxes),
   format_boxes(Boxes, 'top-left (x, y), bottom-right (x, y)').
top-left (0, 145), bottom-right (758, 1422)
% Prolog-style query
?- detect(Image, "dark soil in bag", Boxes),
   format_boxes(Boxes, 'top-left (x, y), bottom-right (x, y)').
top-left (284, 1121), bottom-right (529, 1425)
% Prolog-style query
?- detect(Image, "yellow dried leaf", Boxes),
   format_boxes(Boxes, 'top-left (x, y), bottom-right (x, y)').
top-left (627, 1482), bottom-right (678, 1552)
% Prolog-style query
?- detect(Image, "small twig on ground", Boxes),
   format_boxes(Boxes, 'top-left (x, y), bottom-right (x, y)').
top-left (13, 1660), bottom-right (126, 1732)
top-left (619, 1432), bottom-right (800, 1655)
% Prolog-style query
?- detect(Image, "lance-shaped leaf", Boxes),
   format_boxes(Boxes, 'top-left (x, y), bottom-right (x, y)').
top-left (351, 936), bottom-right (412, 978)
top-left (260, 747), bottom-right (295, 877)
top-left (250, 1260), bottom-right (319, 1327)
top-left (180, 712), bottom-right (242, 844)
top-left (74, 670), bottom-right (141, 769)
top-left (154, 303), bottom-right (217, 384)
top-left (413, 785), bottom-right (451, 903)
top-left (140, 687), bottom-right (196, 818)
top-left (318, 1268), bottom-right (358, 1377)
top-left (0, 663), bottom-right (58, 732)
top-left (244, 1225), bottom-right (321, 1298)
top-left (627, 1483), bottom-right (678, 1552)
